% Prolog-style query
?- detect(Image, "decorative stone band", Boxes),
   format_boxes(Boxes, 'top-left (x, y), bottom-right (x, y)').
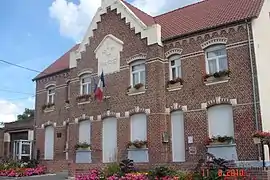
top-left (164, 48), bottom-right (183, 58)
top-left (200, 37), bottom-right (228, 49)
top-left (126, 53), bottom-right (147, 64)
top-left (125, 106), bottom-right (150, 117)
top-left (165, 103), bottom-right (188, 114)
top-left (201, 97), bottom-right (237, 110)
top-left (41, 121), bottom-right (57, 129)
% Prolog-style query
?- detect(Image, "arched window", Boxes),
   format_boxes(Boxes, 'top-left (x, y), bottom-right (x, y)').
top-left (205, 45), bottom-right (228, 74)
top-left (47, 86), bottom-right (55, 104)
top-left (80, 74), bottom-right (91, 95)
top-left (130, 60), bottom-right (145, 87)
top-left (169, 55), bottom-right (181, 80)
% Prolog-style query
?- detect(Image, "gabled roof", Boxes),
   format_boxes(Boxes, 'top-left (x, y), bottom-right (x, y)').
top-left (34, 0), bottom-right (263, 80)
top-left (33, 44), bottom-right (80, 80)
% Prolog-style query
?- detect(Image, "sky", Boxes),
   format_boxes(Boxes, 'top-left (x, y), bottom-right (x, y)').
top-left (0, 0), bottom-right (199, 123)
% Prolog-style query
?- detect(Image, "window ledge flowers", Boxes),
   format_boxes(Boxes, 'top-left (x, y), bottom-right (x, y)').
top-left (75, 142), bottom-right (91, 151)
top-left (126, 83), bottom-right (145, 95)
top-left (76, 94), bottom-right (93, 103)
top-left (252, 131), bottom-right (270, 144)
top-left (204, 70), bottom-right (230, 84)
top-left (167, 77), bottom-right (183, 91)
top-left (206, 135), bottom-right (234, 146)
top-left (127, 140), bottom-right (148, 149)
top-left (42, 103), bottom-right (55, 112)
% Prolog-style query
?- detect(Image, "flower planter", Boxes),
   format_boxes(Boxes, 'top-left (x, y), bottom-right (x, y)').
top-left (127, 86), bottom-right (145, 95)
top-left (167, 82), bottom-right (183, 91)
top-left (209, 141), bottom-right (231, 145)
top-left (128, 144), bottom-right (147, 149)
top-left (205, 75), bottom-right (229, 83)
top-left (76, 147), bottom-right (91, 151)
top-left (253, 137), bottom-right (261, 144)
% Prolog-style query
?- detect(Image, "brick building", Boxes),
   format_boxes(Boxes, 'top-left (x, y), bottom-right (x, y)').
top-left (33, 0), bottom-right (270, 174)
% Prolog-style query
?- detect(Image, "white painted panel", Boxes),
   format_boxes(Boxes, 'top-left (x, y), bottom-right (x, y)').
top-left (207, 105), bottom-right (234, 137)
top-left (171, 111), bottom-right (185, 162)
top-left (131, 114), bottom-right (147, 141)
top-left (208, 145), bottom-right (238, 160)
top-left (79, 120), bottom-right (91, 144)
top-left (102, 117), bottom-right (117, 163)
top-left (28, 130), bottom-right (34, 141)
top-left (44, 126), bottom-right (54, 160)
top-left (128, 149), bottom-right (148, 162)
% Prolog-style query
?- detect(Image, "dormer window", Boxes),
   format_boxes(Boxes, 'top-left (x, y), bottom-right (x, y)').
top-left (205, 45), bottom-right (228, 74)
top-left (80, 74), bottom-right (91, 95)
top-left (47, 86), bottom-right (55, 104)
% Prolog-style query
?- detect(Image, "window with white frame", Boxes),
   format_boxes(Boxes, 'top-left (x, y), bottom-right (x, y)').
top-left (78, 120), bottom-right (91, 144)
top-left (128, 113), bottom-right (148, 162)
top-left (207, 104), bottom-right (237, 160)
top-left (80, 74), bottom-right (91, 95)
top-left (169, 55), bottom-right (181, 80)
top-left (47, 86), bottom-right (55, 104)
top-left (130, 61), bottom-right (145, 86)
top-left (205, 45), bottom-right (228, 74)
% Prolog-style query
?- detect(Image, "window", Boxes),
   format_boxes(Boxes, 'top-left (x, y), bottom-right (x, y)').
top-left (44, 126), bottom-right (54, 160)
top-left (171, 111), bottom-right (185, 162)
top-left (80, 74), bottom-right (91, 95)
top-left (128, 113), bottom-right (148, 162)
top-left (130, 61), bottom-right (145, 86)
top-left (207, 105), bottom-right (237, 160)
top-left (47, 86), bottom-right (55, 104)
top-left (102, 117), bottom-right (117, 163)
top-left (169, 55), bottom-right (181, 80)
top-left (205, 45), bottom-right (228, 74)
top-left (78, 120), bottom-right (91, 144)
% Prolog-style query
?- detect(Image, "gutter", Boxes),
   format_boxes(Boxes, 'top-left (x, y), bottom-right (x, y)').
top-left (246, 19), bottom-right (260, 158)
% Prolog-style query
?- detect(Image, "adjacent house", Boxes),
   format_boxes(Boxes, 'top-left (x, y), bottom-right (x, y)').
top-left (32, 0), bottom-right (270, 174)
top-left (0, 118), bottom-right (34, 161)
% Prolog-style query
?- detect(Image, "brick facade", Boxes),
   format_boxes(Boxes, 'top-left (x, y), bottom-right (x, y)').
top-left (34, 7), bottom-right (261, 175)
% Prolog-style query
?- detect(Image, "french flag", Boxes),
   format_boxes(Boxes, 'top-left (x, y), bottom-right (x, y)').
top-left (94, 71), bottom-right (105, 101)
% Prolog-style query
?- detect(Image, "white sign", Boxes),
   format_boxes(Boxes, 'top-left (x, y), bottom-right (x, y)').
top-left (95, 34), bottom-right (124, 75)
top-left (188, 136), bottom-right (193, 144)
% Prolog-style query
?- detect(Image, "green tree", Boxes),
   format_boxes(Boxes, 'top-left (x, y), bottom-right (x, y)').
top-left (17, 108), bottom-right (34, 121)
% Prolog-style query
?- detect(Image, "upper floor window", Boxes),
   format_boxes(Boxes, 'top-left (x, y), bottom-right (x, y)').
top-left (205, 45), bottom-right (228, 74)
top-left (130, 61), bottom-right (145, 86)
top-left (47, 86), bottom-right (55, 104)
top-left (169, 55), bottom-right (181, 80)
top-left (80, 74), bottom-right (91, 95)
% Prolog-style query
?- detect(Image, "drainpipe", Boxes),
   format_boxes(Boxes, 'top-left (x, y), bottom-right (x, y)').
top-left (246, 20), bottom-right (260, 158)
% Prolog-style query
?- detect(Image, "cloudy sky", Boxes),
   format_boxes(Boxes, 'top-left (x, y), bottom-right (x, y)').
top-left (0, 0), bottom-right (198, 123)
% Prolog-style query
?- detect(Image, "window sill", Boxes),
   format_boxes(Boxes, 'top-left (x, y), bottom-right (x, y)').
top-left (65, 103), bottom-right (70, 109)
top-left (43, 106), bottom-right (55, 113)
top-left (206, 143), bottom-right (236, 148)
top-left (127, 148), bottom-right (148, 151)
top-left (167, 82), bottom-right (183, 92)
top-left (127, 87), bottom-right (146, 96)
top-left (77, 101), bottom-right (90, 105)
top-left (204, 76), bottom-right (230, 86)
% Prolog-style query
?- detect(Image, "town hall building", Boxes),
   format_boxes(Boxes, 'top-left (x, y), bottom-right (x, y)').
top-left (33, 0), bottom-right (270, 174)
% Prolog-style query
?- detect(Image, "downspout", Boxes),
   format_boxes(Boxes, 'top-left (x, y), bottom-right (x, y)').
top-left (246, 20), bottom-right (260, 157)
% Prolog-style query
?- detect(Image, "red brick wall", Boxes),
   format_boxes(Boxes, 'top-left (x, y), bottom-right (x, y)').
top-left (35, 7), bottom-right (261, 173)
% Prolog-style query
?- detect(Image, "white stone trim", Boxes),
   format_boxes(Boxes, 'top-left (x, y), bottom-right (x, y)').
top-left (41, 124), bottom-right (45, 129)
top-left (90, 116), bottom-right (94, 121)
top-left (44, 82), bottom-right (56, 89)
top-left (77, 69), bottom-right (93, 77)
top-left (70, 0), bottom-right (162, 68)
top-left (94, 34), bottom-right (124, 53)
top-left (201, 37), bottom-right (228, 49)
top-left (116, 113), bottom-right (121, 118)
top-left (75, 118), bottom-right (79, 124)
top-left (97, 115), bottom-right (102, 121)
top-left (126, 53), bottom-right (147, 64)
top-left (165, 48), bottom-right (183, 58)
top-left (125, 111), bottom-right (129, 118)
top-left (230, 99), bottom-right (238, 106)
top-left (201, 103), bottom-right (207, 110)
top-left (165, 108), bottom-right (170, 115)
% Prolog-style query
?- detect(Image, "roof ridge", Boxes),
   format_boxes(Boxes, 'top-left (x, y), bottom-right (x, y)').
top-left (154, 0), bottom-right (210, 18)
